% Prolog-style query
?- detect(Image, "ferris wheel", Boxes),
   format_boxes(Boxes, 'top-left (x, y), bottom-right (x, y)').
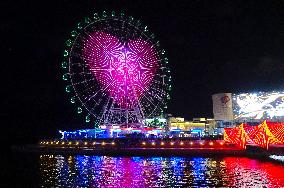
top-left (62, 11), bottom-right (171, 127)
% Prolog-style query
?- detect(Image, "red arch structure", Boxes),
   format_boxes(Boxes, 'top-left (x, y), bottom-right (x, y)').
top-left (224, 121), bottom-right (284, 149)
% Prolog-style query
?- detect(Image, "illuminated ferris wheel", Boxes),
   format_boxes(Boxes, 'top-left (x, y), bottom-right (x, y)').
top-left (62, 11), bottom-right (171, 127)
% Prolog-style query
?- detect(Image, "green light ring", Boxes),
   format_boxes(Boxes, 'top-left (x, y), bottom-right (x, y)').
top-left (61, 11), bottom-right (172, 123)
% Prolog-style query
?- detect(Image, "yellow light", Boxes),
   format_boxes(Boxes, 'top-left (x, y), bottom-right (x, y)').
top-left (161, 142), bottom-right (164, 146)
top-left (68, 142), bottom-right (72, 145)
top-left (46, 142), bottom-right (49, 144)
top-left (111, 142), bottom-right (115, 145)
top-left (61, 142), bottom-right (65, 145)
top-left (151, 142), bottom-right (155, 146)
top-left (51, 142), bottom-right (53, 144)
top-left (75, 142), bottom-right (79, 145)
top-left (42, 142), bottom-right (45, 144)
top-left (209, 142), bottom-right (213, 146)
top-left (170, 142), bottom-right (174, 146)
top-left (142, 142), bottom-right (146, 145)
top-left (56, 141), bottom-right (59, 145)
top-left (102, 142), bottom-right (105, 146)
top-left (180, 142), bottom-right (184, 145)
top-left (84, 142), bottom-right (88, 145)
top-left (92, 142), bottom-right (96, 145)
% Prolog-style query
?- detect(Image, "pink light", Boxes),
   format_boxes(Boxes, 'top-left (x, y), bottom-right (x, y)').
top-left (82, 31), bottom-right (159, 109)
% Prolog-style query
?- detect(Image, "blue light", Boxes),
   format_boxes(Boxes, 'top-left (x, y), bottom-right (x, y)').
top-left (171, 129), bottom-right (182, 132)
top-left (131, 157), bottom-right (143, 163)
top-left (58, 129), bottom-right (107, 139)
top-left (191, 129), bottom-right (202, 133)
top-left (192, 157), bottom-right (207, 182)
top-left (132, 130), bottom-right (142, 132)
top-left (113, 129), bottom-right (122, 132)
top-left (190, 129), bottom-right (203, 137)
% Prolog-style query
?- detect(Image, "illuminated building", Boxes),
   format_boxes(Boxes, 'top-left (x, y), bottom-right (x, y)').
top-left (213, 91), bottom-right (284, 122)
top-left (212, 91), bottom-right (284, 134)
top-left (232, 91), bottom-right (284, 121)
top-left (143, 118), bottom-right (167, 128)
top-left (59, 119), bottom-right (167, 139)
top-left (168, 117), bottom-right (216, 137)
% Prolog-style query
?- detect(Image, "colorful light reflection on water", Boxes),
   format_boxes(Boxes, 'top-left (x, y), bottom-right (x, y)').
top-left (39, 155), bottom-right (284, 187)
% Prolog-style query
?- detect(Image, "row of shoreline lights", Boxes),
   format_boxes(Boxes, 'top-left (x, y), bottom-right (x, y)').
top-left (142, 141), bottom-right (224, 146)
top-left (40, 140), bottom-right (225, 147)
top-left (40, 141), bottom-right (115, 146)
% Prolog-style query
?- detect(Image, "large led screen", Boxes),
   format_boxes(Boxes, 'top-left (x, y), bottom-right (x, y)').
top-left (232, 91), bottom-right (284, 120)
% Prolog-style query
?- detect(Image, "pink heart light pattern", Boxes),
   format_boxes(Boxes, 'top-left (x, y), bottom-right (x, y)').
top-left (82, 31), bottom-right (159, 109)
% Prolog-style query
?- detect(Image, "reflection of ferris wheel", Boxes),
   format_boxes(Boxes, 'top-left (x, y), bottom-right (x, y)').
top-left (62, 11), bottom-right (171, 127)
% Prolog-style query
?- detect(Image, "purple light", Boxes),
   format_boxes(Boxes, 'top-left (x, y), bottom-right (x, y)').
top-left (82, 31), bottom-right (159, 109)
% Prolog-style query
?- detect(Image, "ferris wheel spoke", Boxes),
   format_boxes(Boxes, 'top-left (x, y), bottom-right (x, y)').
top-left (139, 91), bottom-right (157, 108)
top-left (86, 101), bottom-right (105, 116)
top-left (82, 78), bottom-right (117, 104)
top-left (70, 51), bottom-right (87, 60)
top-left (69, 71), bottom-right (92, 76)
top-left (150, 83), bottom-right (167, 96)
top-left (148, 103), bottom-right (163, 117)
top-left (80, 84), bottom-right (98, 94)
top-left (70, 77), bottom-right (97, 86)
top-left (140, 86), bottom-right (165, 111)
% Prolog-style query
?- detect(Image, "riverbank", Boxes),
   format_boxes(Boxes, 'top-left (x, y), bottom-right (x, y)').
top-left (11, 139), bottom-right (284, 163)
top-left (12, 144), bottom-right (247, 157)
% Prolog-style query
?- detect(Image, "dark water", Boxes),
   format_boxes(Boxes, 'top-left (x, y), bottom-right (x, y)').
top-left (4, 152), bottom-right (284, 187)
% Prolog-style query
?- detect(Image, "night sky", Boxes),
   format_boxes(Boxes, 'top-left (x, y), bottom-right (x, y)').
top-left (2, 0), bottom-right (284, 142)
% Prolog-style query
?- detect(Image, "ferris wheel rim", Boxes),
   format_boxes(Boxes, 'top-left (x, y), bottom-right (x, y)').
top-left (62, 11), bottom-right (172, 125)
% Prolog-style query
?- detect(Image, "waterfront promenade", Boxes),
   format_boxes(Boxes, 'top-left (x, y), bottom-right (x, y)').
top-left (12, 138), bottom-right (284, 159)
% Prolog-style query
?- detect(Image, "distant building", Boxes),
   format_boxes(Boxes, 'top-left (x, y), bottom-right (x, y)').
top-left (213, 91), bottom-right (284, 122)
top-left (212, 93), bottom-right (234, 121)
top-left (212, 91), bottom-right (284, 134)
top-left (168, 117), bottom-right (216, 137)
